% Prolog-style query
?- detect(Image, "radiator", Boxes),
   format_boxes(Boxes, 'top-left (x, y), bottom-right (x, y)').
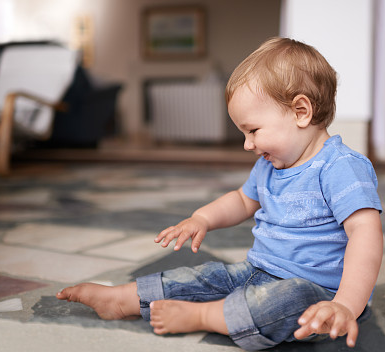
top-left (148, 82), bottom-right (228, 142)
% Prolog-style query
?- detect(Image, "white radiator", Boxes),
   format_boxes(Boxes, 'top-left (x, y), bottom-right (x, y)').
top-left (148, 81), bottom-right (228, 142)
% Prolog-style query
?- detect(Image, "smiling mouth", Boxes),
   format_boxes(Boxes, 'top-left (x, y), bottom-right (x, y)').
top-left (262, 153), bottom-right (270, 161)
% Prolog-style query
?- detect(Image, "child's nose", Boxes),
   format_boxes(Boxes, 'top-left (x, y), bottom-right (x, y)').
top-left (244, 137), bottom-right (256, 151)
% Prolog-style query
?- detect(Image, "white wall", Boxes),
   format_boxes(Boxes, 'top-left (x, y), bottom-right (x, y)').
top-left (0, 0), bottom-right (14, 43)
top-left (0, 0), bottom-right (104, 44)
top-left (281, 0), bottom-right (374, 155)
top-left (373, 0), bottom-right (385, 161)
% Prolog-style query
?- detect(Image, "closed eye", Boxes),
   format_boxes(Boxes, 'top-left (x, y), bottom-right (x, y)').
top-left (249, 129), bottom-right (258, 134)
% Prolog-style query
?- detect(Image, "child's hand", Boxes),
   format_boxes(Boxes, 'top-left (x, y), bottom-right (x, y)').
top-left (294, 301), bottom-right (358, 348)
top-left (154, 215), bottom-right (209, 253)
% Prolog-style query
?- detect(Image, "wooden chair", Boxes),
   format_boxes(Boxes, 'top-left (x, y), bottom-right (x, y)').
top-left (0, 42), bottom-right (78, 175)
top-left (0, 92), bottom-right (67, 175)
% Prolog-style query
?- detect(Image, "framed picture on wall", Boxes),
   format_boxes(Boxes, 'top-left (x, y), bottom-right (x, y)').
top-left (141, 5), bottom-right (206, 60)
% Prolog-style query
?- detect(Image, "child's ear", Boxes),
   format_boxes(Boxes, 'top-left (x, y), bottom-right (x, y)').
top-left (291, 95), bottom-right (313, 128)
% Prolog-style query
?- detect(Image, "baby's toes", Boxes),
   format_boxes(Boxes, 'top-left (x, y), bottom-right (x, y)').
top-left (56, 287), bottom-right (71, 300)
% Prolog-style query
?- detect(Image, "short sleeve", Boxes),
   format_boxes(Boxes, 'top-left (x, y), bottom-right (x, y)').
top-left (320, 154), bottom-right (382, 224)
top-left (242, 161), bottom-right (260, 201)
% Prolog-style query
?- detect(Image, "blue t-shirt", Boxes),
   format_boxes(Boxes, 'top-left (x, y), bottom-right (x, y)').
top-left (242, 135), bottom-right (382, 292)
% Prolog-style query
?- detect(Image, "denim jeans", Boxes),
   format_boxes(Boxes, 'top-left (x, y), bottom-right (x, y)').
top-left (136, 260), bottom-right (338, 351)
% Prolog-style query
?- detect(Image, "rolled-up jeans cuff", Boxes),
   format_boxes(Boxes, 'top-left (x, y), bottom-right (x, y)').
top-left (224, 287), bottom-right (276, 351)
top-left (136, 272), bottom-right (164, 321)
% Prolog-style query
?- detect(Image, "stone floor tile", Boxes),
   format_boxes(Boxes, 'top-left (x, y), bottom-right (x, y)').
top-left (84, 232), bottom-right (173, 262)
top-left (70, 165), bottom-right (134, 180)
top-left (0, 276), bottom-right (48, 298)
top-left (4, 223), bottom-right (126, 253)
top-left (0, 298), bottom-right (23, 312)
top-left (0, 189), bottom-right (51, 205)
top-left (94, 175), bottom-right (164, 189)
top-left (0, 244), bottom-right (130, 283)
top-left (73, 189), bottom-right (211, 211)
top-left (130, 248), bottom-right (224, 278)
top-left (0, 211), bottom-right (54, 222)
top-left (0, 319), bottom-right (240, 352)
top-left (210, 248), bottom-right (249, 263)
top-left (218, 170), bottom-right (251, 186)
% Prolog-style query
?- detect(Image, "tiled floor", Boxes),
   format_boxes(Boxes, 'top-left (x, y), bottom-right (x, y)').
top-left (0, 276), bottom-right (47, 299)
top-left (0, 161), bottom-right (384, 352)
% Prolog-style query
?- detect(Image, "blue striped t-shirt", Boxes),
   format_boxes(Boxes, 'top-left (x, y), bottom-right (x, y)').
top-left (242, 135), bottom-right (382, 292)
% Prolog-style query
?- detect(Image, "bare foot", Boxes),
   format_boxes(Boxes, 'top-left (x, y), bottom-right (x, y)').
top-left (56, 282), bottom-right (140, 320)
top-left (150, 299), bottom-right (228, 335)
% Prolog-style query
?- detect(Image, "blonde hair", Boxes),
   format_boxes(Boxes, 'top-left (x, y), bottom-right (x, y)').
top-left (225, 37), bottom-right (337, 127)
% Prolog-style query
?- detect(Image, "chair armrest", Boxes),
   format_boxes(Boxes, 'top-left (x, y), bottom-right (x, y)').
top-left (4, 91), bottom-right (67, 111)
top-left (0, 91), bottom-right (66, 175)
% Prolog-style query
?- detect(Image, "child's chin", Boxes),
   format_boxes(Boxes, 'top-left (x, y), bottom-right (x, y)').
top-left (271, 161), bottom-right (285, 169)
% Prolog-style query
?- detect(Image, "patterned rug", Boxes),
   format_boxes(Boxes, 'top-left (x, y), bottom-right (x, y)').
top-left (0, 162), bottom-right (384, 351)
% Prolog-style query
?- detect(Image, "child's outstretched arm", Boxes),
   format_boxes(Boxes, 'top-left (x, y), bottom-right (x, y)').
top-left (295, 208), bottom-right (383, 347)
top-left (155, 187), bottom-right (260, 253)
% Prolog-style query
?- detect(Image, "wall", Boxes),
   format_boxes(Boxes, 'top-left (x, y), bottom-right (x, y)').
top-left (99, 0), bottom-right (281, 139)
top-left (2, 0), bottom-right (281, 140)
top-left (281, 0), bottom-right (374, 155)
top-left (0, 0), bottom-right (104, 43)
top-left (373, 0), bottom-right (385, 162)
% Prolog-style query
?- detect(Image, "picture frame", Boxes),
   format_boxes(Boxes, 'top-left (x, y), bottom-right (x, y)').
top-left (141, 5), bottom-right (206, 60)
